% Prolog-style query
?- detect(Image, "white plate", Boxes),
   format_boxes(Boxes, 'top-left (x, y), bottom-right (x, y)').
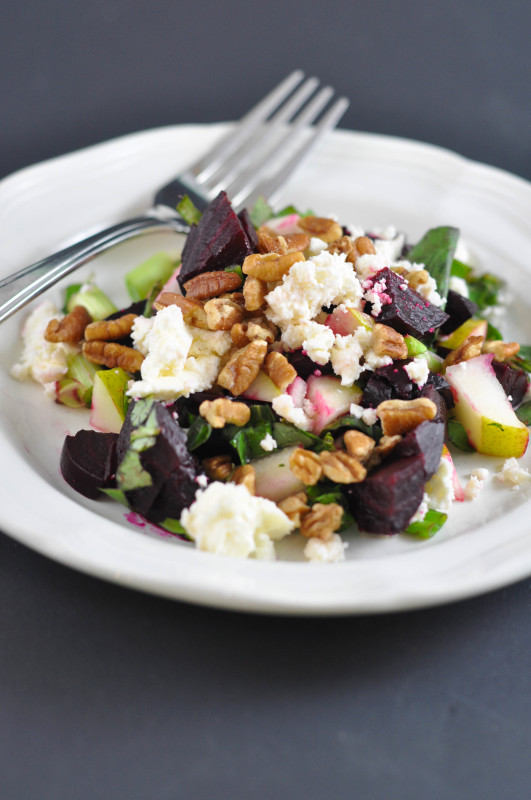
top-left (1, 123), bottom-right (531, 615)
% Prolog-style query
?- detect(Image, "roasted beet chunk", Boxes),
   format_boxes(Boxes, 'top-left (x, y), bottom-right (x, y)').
top-left (390, 420), bottom-right (445, 481)
top-left (115, 398), bottom-right (199, 523)
top-left (61, 430), bottom-right (118, 499)
top-left (438, 289), bottom-right (478, 335)
top-left (369, 268), bottom-right (449, 341)
top-left (178, 191), bottom-right (256, 288)
top-left (346, 456), bottom-right (426, 535)
top-left (493, 362), bottom-right (529, 408)
top-left (238, 207), bottom-right (259, 251)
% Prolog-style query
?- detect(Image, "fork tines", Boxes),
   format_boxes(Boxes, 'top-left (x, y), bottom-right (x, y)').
top-left (183, 70), bottom-right (350, 212)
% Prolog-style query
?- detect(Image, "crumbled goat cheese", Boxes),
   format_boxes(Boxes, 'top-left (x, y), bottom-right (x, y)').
top-left (354, 252), bottom-right (390, 280)
top-left (404, 357), bottom-right (430, 388)
top-left (11, 300), bottom-right (79, 392)
top-left (304, 533), bottom-right (347, 563)
top-left (496, 458), bottom-right (531, 488)
top-left (363, 277), bottom-right (392, 317)
top-left (260, 433), bottom-right (278, 452)
top-left (449, 276), bottom-right (469, 298)
top-left (409, 493), bottom-right (429, 523)
top-left (372, 230), bottom-right (406, 262)
top-left (349, 402), bottom-right (378, 426)
top-left (329, 329), bottom-right (369, 385)
top-left (195, 474), bottom-right (209, 489)
top-left (180, 482), bottom-right (294, 559)
top-left (128, 305), bottom-right (231, 401)
top-left (424, 456), bottom-right (455, 512)
top-left (265, 251), bottom-right (363, 329)
top-left (272, 393), bottom-right (314, 431)
top-left (306, 237), bottom-right (329, 256)
top-left (464, 475), bottom-right (485, 500)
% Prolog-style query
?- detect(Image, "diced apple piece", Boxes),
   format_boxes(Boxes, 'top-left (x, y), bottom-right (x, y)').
top-left (286, 376), bottom-right (308, 407)
top-left (438, 317), bottom-right (487, 350)
top-left (325, 307), bottom-right (374, 336)
top-left (90, 368), bottom-right (130, 434)
top-left (446, 354), bottom-right (529, 458)
top-left (440, 444), bottom-right (464, 501)
top-left (306, 374), bottom-right (362, 434)
top-left (253, 446), bottom-right (305, 502)
top-left (243, 370), bottom-right (282, 402)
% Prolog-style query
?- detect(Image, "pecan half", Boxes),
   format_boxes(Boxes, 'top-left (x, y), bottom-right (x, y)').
top-left (183, 270), bottom-right (242, 300)
top-left (154, 293), bottom-right (208, 328)
top-left (202, 454), bottom-right (233, 480)
top-left (483, 340), bottom-right (520, 361)
top-left (199, 397), bottom-right (251, 428)
top-left (242, 251), bottom-right (305, 281)
top-left (319, 451), bottom-right (367, 484)
top-left (82, 341), bottom-right (144, 372)
top-left (203, 297), bottom-right (244, 331)
top-left (277, 492), bottom-right (310, 528)
top-left (44, 305), bottom-right (91, 343)
top-left (443, 335), bottom-right (484, 369)
top-left (84, 313), bottom-right (138, 342)
top-left (365, 435), bottom-right (402, 470)
top-left (289, 448), bottom-right (323, 486)
top-left (263, 351), bottom-right (297, 391)
top-left (372, 323), bottom-right (408, 359)
top-left (343, 430), bottom-right (376, 462)
top-left (217, 339), bottom-right (268, 395)
top-left (406, 269), bottom-right (430, 292)
top-left (297, 216), bottom-right (343, 243)
top-left (299, 503), bottom-right (344, 541)
top-left (376, 398), bottom-right (437, 436)
top-left (243, 275), bottom-right (267, 312)
top-left (231, 464), bottom-right (256, 495)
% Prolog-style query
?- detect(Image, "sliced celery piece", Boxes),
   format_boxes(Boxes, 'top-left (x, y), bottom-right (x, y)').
top-left (125, 252), bottom-right (176, 301)
top-left (404, 335), bottom-right (427, 358)
top-left (66, 284), bottom-right (117, 320)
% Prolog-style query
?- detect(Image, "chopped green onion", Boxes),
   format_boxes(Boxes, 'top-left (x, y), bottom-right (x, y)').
top-left (125, 252), bottom-right (176, 302)
top-left (66, 284), bottom-right (117, 320)
top-left (177, 195), bottom-right (202, 226)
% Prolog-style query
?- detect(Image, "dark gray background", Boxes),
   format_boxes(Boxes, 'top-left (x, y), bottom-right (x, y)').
top-left (1, 1), bottom-right (531, 798)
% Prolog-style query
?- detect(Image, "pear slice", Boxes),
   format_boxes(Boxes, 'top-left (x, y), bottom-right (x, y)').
top-left (90, 368), bottom-right (130, 434)
top-left (446, 354), bottom-right (529, 458)
top-left (438, 317), bottom-right (487, 350)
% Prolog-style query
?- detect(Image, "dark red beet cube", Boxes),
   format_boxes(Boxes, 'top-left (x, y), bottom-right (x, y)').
top-left (178, 191), bottom-right (256, 288)
top-left (368, 267), bottom-right (449, 340)
top-left (492, 362), bottom-right (529, 408)
top-left (61, 430), bottom-right (118, 499)
top-left (390, 420), bottom-right (444, 480)
top-left (346, 455), bottom-right (426, 535)
top-left (438, 290), bottom-right (478, 335)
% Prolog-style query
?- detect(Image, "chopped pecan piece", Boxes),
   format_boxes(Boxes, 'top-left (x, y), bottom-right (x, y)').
top-left (376, 398), bottom-right (437, 436)
top-left (263, 351), bottom-right (297, 391)
top-left (319, 451), bottom-right (367, 484)
top-left (199, 398), bottom-right (251, 428)
top-left (406, 269), bottom-right (430, 292)
top-left (443, 334), bottom-right (484, 369)
top-left (217, 339), bottom-right (268, 395)
top-left (297, 216), bottom-right (343, 243)
top-left (154, 293), bottom-right (209, 328)
top-left (183, 270), bottom-right (242, 300)
top-left (372, 323), bottom-right (408, 359)
top-left (289, 448), bottom-right (323, 486)
top-left (84, 313), bottom-right (138, 342)
top-left (44, 305), bottom-right (91, 343)
top-left (203, 297), bottom-right (244, 331)
top-left (343, 430), bottom-right (376, 462)
top-left (365, 435), bottom-right (402, 470)
top-left (483, 340), bottom-right (520, 361)
top-left (242, 251), bottom-right (305, 281)
top-left (299, 503), bottom-right (344, 541)
top-left (82, 341), bottom-right (144, 372)
top-left (243, 275), bottom-right (267, 312)
top-left (231, 464), bottom-right (256, 495)
top-left (202, 454), bottom-right (233, 480)
top-left (277, 492), bottom-right (310, 528)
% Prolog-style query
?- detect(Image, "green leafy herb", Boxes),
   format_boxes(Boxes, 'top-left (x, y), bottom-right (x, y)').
top-left (186, 416), bottom-right (212, 450)
top-left (407, 226), bottom-right (459, 302)
top-left (272, 422), bottom-right (334, 452)
top-left (510, 345), bottom-right (531, 374)
top-left (159, 518), bottom-right (191, 539)
top-left (405, 509), bottom-right (447, 539)
top-left (177, 195), bottom-right (202, 226)
top-left (305, 484), bottom-right (354, 531)
top-left (100, 487), bottom-right (130, 507)
top-left (467, 273), bottom-right (504, 310)
top-left (224, 264), bottom-right (244, 280)
top-left (450, 259), bottom-right (472, 280)
top-left (324, 414), bottom-right (382, 442)
top-left (516, 401), bottom-right (531, 425)
top-left (249, 196), bottom-right (273, 228)
top-left (275, 204), bottom-right (315, 218)
top-left (486, 322), bottom-right (503, 341)
top-left (447, 419), bottom-right (475, 452)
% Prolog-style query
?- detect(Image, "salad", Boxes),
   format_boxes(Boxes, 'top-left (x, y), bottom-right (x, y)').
top-left (11, 190), bottom-right (531, 562)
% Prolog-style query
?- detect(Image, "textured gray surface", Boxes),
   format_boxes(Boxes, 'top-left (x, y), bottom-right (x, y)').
top-left (2, 1), bottom-right (531, 797)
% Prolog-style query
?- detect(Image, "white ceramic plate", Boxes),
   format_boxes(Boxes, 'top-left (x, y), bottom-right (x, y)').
top-left (1, 123), bottom-right (531, 615)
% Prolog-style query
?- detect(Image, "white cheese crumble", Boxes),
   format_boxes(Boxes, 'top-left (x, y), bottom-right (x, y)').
top-left (464, 467), bottom-right (490, 500)
top-left (372, 230), bottom-right (406, 262)
top-left (404, 357), bottom-right (430, 388)
top-left (10, 301), bottom-right (80, 393)
top-left (272, 393), bottom-right (314, 431)
top-left (260, 433), bottom-right (278, 452)
top-left (424, 456), bottom-right (455, 512)
top-left (306, 237), bottom-right (329, 256)
top-left (349, 403), bottom-right (378, 426)
top-left (304, 533), bottom-right (347, 563)
top-left (496, 458), bottom-right (531, 488)
top-left (409, 493), bottom-right (429, 523)
top-left (128, 305), bottom-right (231, 401)
top-left (180, 482), bottom-right (294, 559)
top-left (449, 276), bottom-right (469, 298)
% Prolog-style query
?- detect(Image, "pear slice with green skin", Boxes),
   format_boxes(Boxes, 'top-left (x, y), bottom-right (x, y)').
top-left (438, 317), bottom-right (487, 351)
top-left (446, 354), bottom-right (529, 458)
top-left (90, 368), bottom-right (130, 434)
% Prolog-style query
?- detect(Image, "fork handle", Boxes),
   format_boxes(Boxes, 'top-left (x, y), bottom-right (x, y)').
top-left (0, 213), bottom-right (189, 324)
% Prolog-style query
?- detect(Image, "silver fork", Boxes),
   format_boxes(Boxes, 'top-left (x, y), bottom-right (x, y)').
top-left (0, 70), bottom-right (349, 323)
